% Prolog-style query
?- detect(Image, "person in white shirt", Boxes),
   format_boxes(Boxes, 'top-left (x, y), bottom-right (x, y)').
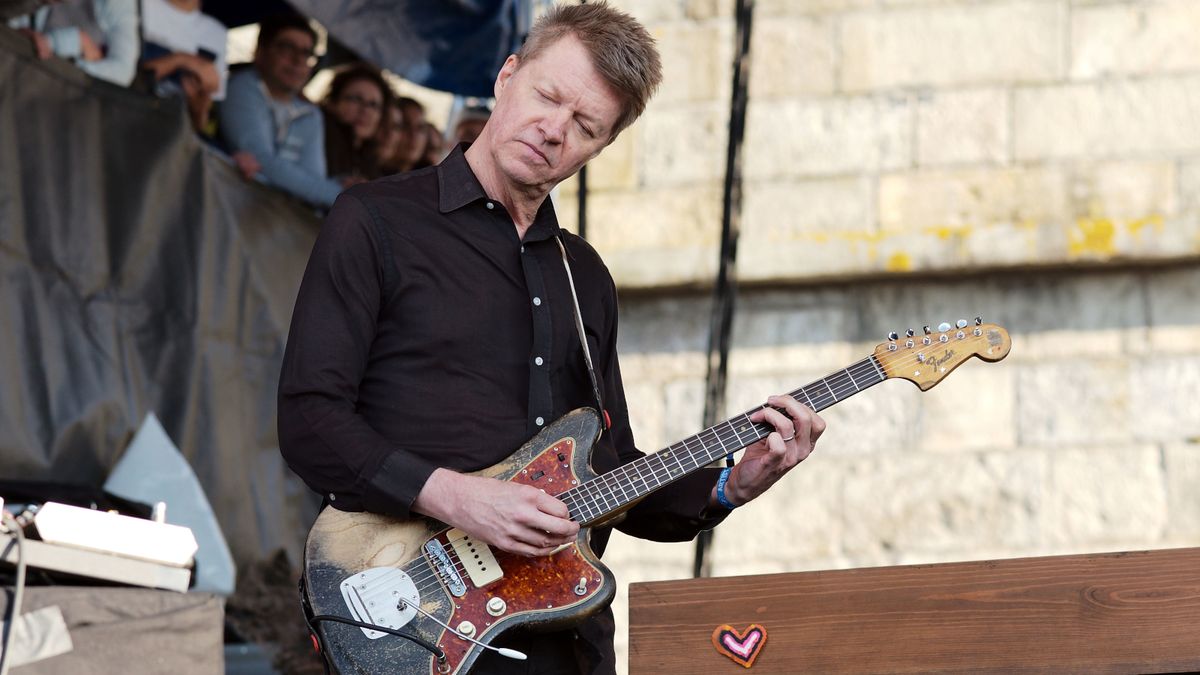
top-left (139, 0), bottom-right (226, 132)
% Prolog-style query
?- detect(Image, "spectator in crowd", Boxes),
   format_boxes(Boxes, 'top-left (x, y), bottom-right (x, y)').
top-left (320, 63), bottom-right (391, 183)
top-left (8, 0), bottom-right (139, 86)
top-left (392, 96), bottom-right (430, 172)
top-left (375, 96), bottom-right (407, 176)
top-left (418, 121), bottom-right (444, 168)
top-left (218, 13), bottom-right (343, 208)
top-left (452, 105), bottom-right (490, 145)
top-left (139, 0), bottom-right (226, 134)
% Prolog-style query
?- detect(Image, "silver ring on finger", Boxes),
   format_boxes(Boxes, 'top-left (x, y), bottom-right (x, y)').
top-left (781, 434), bottom-right (795, 442)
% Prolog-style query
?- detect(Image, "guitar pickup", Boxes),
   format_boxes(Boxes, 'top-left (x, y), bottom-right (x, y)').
top-left (447, 528), bottom-right (503, 587)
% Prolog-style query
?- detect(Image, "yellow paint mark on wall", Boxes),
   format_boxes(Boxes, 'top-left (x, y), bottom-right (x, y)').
top-left (1068, 218), bottom-right (1117, 257)
top-left (1127, 214), bottom-right (1164, 238)
top-left (885, 252), bottom-right (912, 271)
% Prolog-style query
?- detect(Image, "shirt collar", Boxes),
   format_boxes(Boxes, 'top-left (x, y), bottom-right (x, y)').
top-left (436, 144), bottom-right (562, 243)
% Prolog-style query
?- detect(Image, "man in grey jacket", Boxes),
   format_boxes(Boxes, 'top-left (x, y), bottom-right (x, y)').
top-left (218, 14), bottom-right (344, 208)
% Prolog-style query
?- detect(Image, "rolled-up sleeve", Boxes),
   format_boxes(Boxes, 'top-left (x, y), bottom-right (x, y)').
top-left (278, 193), bottom-right (439, 517)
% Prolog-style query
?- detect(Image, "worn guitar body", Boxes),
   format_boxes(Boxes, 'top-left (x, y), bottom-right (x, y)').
top-left (304, 409), bottom-right (611, 675)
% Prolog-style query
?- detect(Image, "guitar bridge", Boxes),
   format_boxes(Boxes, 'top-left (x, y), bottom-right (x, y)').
top-left (447, 529), bottom-right (503, 587)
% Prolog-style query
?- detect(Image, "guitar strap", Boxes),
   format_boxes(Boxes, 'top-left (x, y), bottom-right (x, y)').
top-left (555, 234), bottom-right (609, 433)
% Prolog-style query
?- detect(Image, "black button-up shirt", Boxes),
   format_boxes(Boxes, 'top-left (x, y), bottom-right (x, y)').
top-left (277, 146), bottom-right (727, 669)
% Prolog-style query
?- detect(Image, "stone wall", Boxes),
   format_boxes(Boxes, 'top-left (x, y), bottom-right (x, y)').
top-left (539, 0), bottom-right (1200, 670)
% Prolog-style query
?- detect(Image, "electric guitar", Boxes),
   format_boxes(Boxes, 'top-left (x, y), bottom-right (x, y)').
top-left (302, 319), bottom-right (1012, 674)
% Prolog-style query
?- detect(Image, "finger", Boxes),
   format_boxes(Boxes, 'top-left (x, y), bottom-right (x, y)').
top-left (533, 490), bottom-right (571, 519)
top-left (768, 395), bottom-right (818, 444)
top-left (750, 404), bottom-right (797, 442)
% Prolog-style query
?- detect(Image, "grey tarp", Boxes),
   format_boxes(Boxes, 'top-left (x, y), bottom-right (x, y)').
top-left (0, 28), bottom-right (322, 569)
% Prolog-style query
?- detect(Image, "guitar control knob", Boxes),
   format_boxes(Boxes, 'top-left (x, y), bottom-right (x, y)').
top-left (457, 621), bottom-right (476, 637)
top-left (486, 597), bottom-right (507, 616)
top-left (956, 319), bottom-right (968, 329)
top-left (937, 322), bottom-right (952, 332)
top-left (574, 577), bottom-right (588, 596)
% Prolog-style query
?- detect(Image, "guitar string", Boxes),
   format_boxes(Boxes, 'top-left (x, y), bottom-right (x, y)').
top-left (561, 342), bottom-right (976, 519)
top-left (351, 337), bottom-right (986, 600)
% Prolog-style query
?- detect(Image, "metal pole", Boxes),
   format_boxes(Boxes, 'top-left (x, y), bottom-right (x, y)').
top-left (693, 0), bottom-right (754, 579)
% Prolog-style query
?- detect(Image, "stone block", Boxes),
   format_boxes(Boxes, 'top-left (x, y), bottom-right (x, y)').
top-left (842, 450), bottom-right (1046, 559)
top-left (654, 22), bottom-right (734, 104)
top-left (1144, 267), bottom-right (1200, 354)
top-left (749, 16), bottom-right (836, 99)
top-left (742, 176), bottom-right (874, 243)
top-left (638, 102), bottom-right (729, 187)
top-left (584, 185), bottom-right (723, 287)
top-left (1179, 159), bottom-right (1200, 216)
top-left (1071, 0), bottom-right (1200, 79)
top-left (744, 94), bottom-right (914, 180)
top-left (1042, 445), bottom-right (1168, 545)
top-left (840, 2), bottom-right (1063, 92)
top-left (916, 88), bottom-right (1010, 166)
top-left (1164, 443), bottom-right (1200, 537)
top-left (707, 457), bottom-right (843, 572)
top-left (879, 167), bottom-right (1069, 232)
top-left (663, 378), bottom-right (708, 448)
top-left (1129, 356), bottom-right (1200, 443)
top-left (1070, 161), bottom-right (1176, 222)
top-left (605, 0), bottom-right (684, 24)
top-left (1015, 359), bottom-right (1133, 446)
top-left (623, 380), bottom-right (667, 456)
top-left (1014, 77), bottom-right (1200, 161)
top-left (916, 363), bottom-right (1016, 452)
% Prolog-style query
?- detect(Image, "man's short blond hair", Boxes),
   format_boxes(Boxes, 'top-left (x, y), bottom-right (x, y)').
top-left (517, 2), bottom-right (662, 137)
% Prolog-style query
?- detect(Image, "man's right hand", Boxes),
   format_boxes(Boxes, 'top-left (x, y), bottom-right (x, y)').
top-left (413, 468), bottom-right (579, 557)
top-left (78, 31), bottom-right (102, 61)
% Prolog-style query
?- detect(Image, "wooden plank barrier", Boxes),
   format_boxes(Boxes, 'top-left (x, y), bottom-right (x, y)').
top-left (628, 547), bottom-right (1200, 674)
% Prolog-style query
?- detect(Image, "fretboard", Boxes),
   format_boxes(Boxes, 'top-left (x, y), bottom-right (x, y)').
top-left (560, 355), bottom-right (888, 525)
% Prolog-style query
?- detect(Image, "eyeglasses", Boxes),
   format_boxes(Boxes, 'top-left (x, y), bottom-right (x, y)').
top-left (339, 93), bottom-right (382, 112)
top-left (270, 40), bottom-right (318, 66)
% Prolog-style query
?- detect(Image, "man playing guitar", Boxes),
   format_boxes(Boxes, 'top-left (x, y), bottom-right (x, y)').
top-left (277, 3), bottom-right (824, 672)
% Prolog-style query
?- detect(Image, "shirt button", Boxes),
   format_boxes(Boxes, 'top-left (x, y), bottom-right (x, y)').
top-left (533, 297), bottom-right (542, 306)
top-left (486, 201), bottom-right (495, 210)
top-left (328, 493), bottom-right (337, 502)
top-left (534, 356), bottom-right (544, 366)
top-left (535, 417), bottom-right (545, 426)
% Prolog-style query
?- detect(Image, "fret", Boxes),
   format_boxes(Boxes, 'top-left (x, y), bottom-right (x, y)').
top-left (822, 376), bottom-right (839, 403)
top-left (868, 355), bottom-right (886, 381)
top-left (796, 387), bottom-right (816, 410)
top-left (844, 367), bottom-right (861, 392)
top-left (804, 383), bottom-right (833, 411)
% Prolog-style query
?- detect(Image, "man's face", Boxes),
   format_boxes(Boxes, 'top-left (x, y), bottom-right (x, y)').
top-left (485, 34), bottom-right (623, 192)
top-left (256, 28), bottom-right (316, 95)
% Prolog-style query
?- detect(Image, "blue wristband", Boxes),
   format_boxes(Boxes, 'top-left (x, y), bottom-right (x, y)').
top-left (716, 466), bottom-right (738, 510)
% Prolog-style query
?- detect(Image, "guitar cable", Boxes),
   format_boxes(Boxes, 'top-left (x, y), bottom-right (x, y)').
top-left (307, 614), bottom-right (450, 672)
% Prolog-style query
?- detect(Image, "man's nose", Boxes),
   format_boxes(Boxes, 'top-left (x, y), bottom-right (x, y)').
top-left (539, 109), bottom-right (570, 143)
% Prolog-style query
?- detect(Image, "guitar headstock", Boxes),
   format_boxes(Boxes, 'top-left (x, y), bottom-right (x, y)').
top-left (874, 318), bottom-right (1011, 390)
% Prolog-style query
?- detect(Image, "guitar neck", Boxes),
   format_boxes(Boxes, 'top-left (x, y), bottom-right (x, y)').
top-left (561, 355), bottom-right (888, 526)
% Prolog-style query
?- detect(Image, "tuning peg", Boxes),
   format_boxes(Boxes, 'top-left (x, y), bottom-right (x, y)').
top-left (905, 328), bottom-right (915, 337)
top-left (975, 316), bottom-right (983, 325)
top-left (923, 325), bottom-right (931, 335)
top-left (888, 331), bottom-right (898, 341)
top-left (937, 322), bottom-right (952, 332)
top-left (956, 319), bottom-right (968, 329)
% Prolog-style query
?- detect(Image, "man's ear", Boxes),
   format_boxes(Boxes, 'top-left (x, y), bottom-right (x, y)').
top-left (494, 54), bottom-right (520, 100)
